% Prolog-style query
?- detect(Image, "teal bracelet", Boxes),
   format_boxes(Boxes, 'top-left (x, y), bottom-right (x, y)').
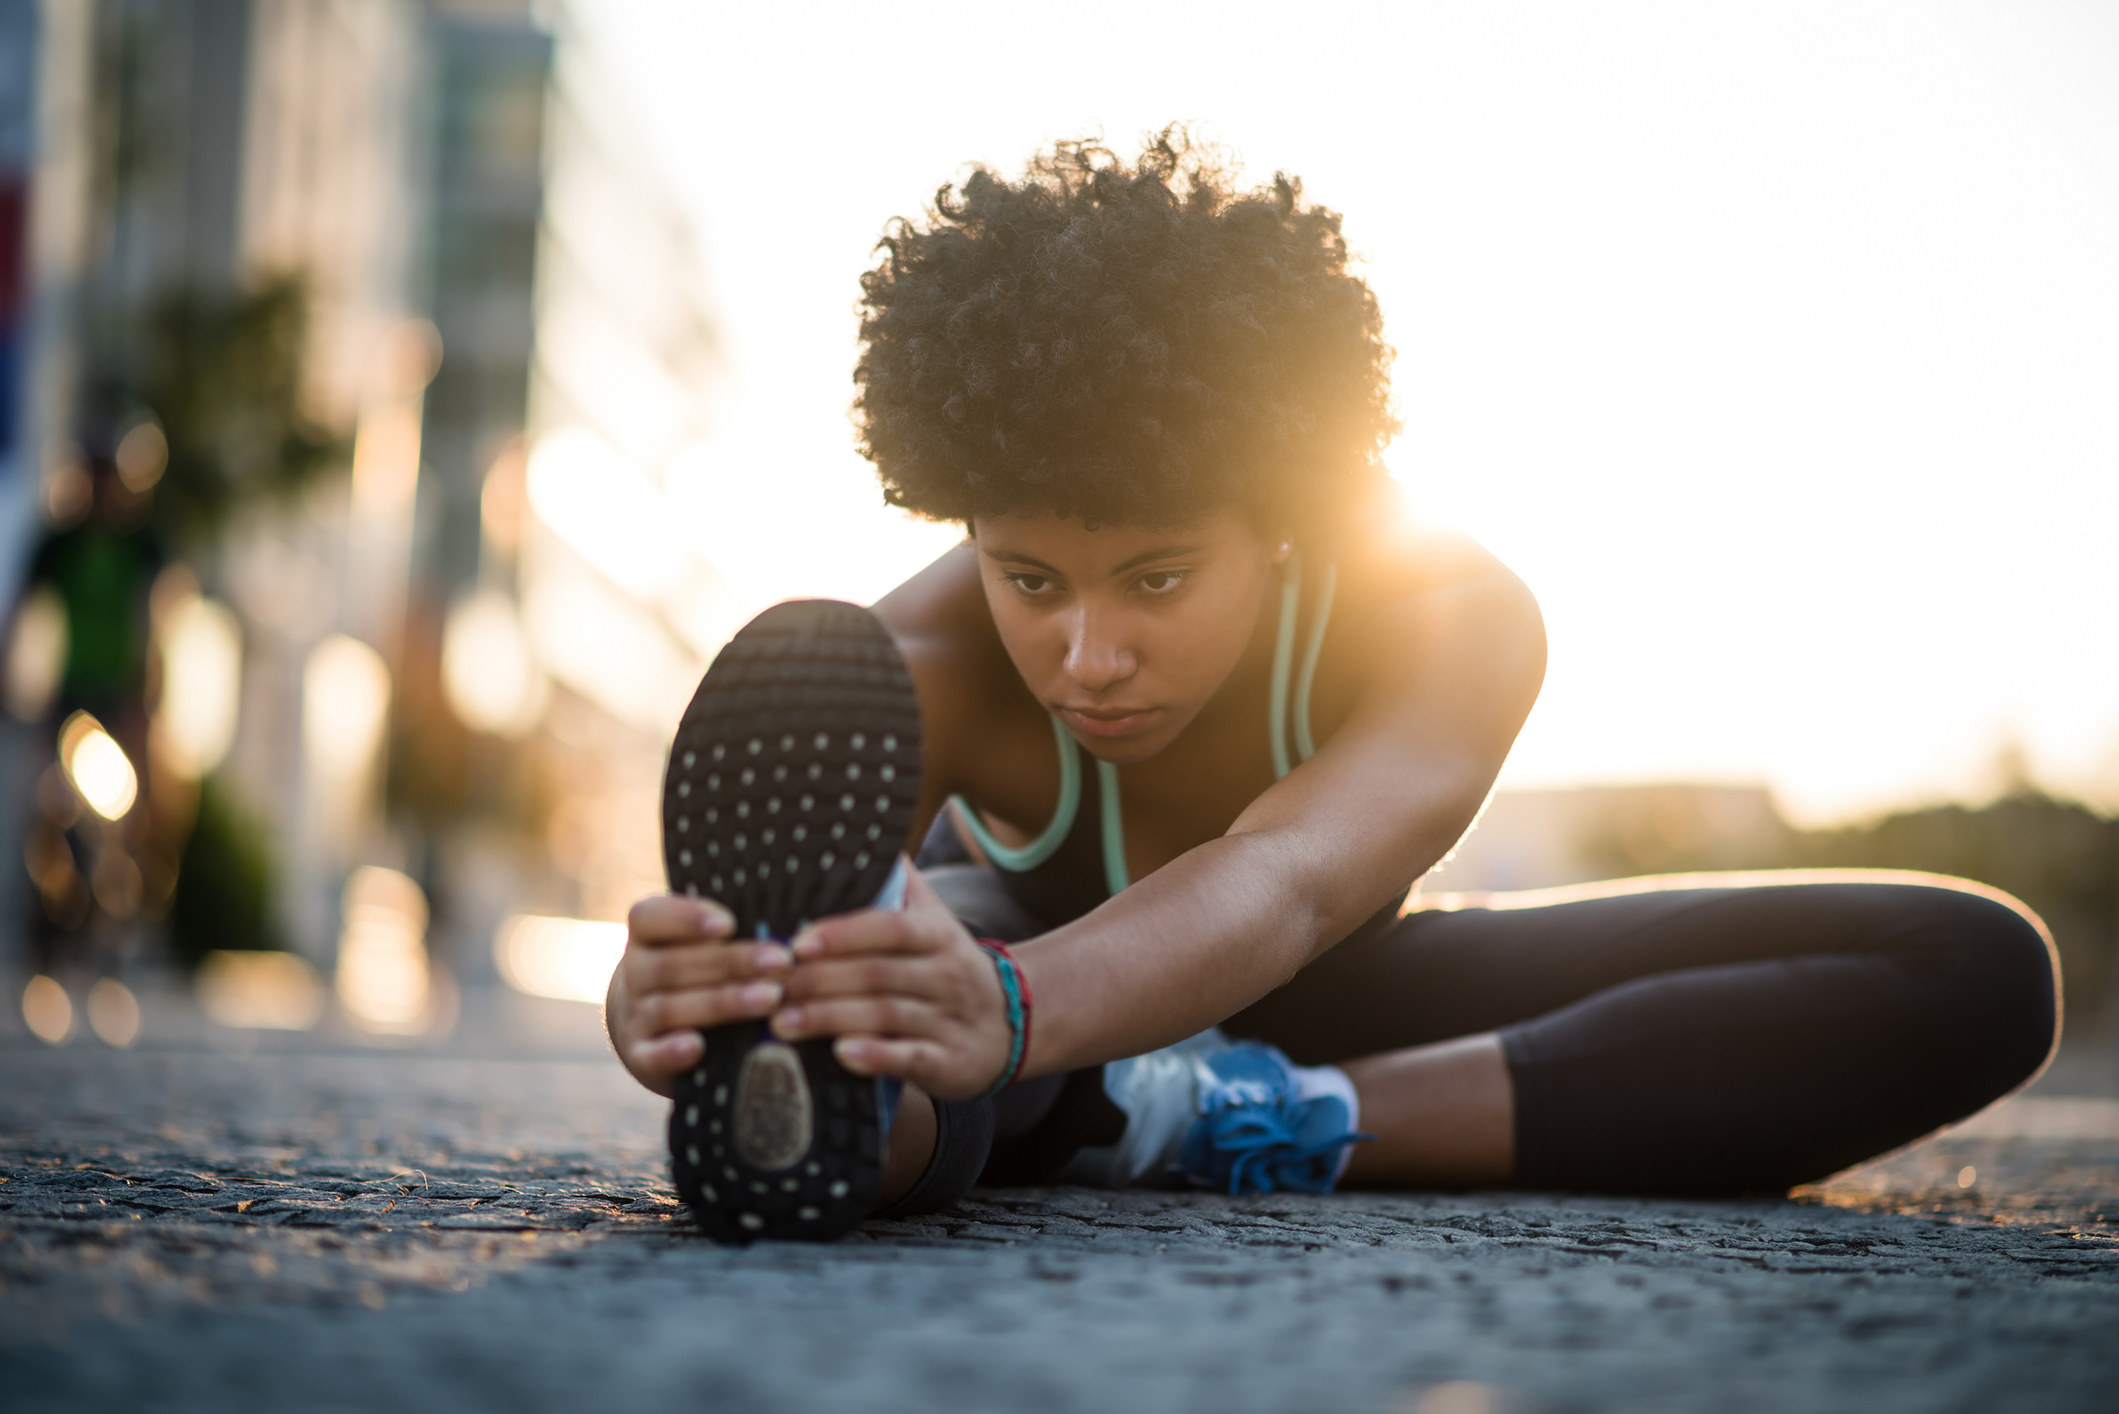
top-left (974, 939), bottom-right (1032, 1100)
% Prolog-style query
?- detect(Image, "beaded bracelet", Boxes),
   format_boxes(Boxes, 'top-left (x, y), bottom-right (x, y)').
top-left (973, 939), bottom-right (1033, 1100)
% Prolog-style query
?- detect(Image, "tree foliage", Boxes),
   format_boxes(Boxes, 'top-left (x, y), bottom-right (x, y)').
top-left (132, 276), bottom-right (348, 545)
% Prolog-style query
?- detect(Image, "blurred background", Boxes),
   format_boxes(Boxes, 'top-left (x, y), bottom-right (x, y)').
top-left (0, 1), bottom-right (2111, 1087)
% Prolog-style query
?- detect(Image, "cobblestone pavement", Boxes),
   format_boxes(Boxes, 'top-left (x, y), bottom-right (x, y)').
top-left (3, 1039), bottom-right (2116, 1414)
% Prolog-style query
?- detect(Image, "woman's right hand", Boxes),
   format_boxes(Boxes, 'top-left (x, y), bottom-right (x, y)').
top-left (606, 895), bottom-right (791, 1097)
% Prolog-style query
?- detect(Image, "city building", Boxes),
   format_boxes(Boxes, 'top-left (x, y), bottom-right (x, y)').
top-left (4, 0), bottom-right (722, 1023)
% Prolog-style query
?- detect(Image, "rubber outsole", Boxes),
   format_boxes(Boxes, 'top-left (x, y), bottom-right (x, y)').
top-left (661, 599), bottom-right (923, 1243)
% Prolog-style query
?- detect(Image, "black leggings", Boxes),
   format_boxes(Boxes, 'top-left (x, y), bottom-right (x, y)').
top-left (885, 867), bottom-right (2060, 1212)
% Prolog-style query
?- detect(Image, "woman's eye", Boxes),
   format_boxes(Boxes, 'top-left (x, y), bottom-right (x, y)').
top-left (1139, 571), bottom-right (1185, 594)
top-left (1008, 573), bottom-right (1051, 594)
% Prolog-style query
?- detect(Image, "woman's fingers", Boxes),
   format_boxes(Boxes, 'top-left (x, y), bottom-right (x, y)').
top-left (791, 907), bottom-right (926, 959)
top-left (626, 939), bottom-right (786, 994)
top-left (778, 954), bottom-right (943, 1004)
top-left (628, 894), bottom-right (734, 945)
top-left (627, 1028), bottom-right (705, 1076)
top-left (790, 864), bottom-right (958, 959)
top-left (612, 892), bottom-right (757, 1097)
top-left (712, 868), bottom-right (1012, 1097)
top-left (832, 1035), bottom-right (948, 1083)
top-left (770, 993), bottom-right (940, 1043)
top-left (635, 979), bottom-right (784, 1037)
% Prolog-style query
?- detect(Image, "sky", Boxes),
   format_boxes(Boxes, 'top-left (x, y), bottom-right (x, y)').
top-left (573, 0), bottom-right (2119, 825)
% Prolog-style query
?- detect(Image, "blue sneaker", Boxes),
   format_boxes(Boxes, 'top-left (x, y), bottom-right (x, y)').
top-left (1057, 1033), bottom-right (1369, 1195)
top-left (1176, 1041), bottom-right (1368, 1195)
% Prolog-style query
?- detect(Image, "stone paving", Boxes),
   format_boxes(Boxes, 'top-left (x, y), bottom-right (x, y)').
top-left (2, 1036), bottom-right (2116, 1414)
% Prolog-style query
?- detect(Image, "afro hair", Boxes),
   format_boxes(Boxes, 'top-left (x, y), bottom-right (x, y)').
top-left (854, 129), bottom-right (1398, 538)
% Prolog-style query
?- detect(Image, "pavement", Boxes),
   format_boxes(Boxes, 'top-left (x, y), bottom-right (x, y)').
top-left (3, 1002), bottom-right (2117, 1414)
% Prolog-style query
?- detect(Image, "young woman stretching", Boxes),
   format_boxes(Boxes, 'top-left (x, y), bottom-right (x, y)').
top-left (605, 134), bottom-right (2058, 1241)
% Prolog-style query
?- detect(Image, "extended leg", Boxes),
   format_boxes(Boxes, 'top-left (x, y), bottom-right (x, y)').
top-left (1339, 1033), bottom-right (1514, 1186)
top-left (1229, 871), bottom-right (2059, 1194)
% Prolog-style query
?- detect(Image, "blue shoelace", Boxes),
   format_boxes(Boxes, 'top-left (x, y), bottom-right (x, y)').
top-left (1177, 1077), bottom-right (1369, 1195)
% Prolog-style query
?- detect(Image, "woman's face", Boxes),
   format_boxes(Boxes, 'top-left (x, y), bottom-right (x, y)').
top-left (971, 507), bottom-right (1285, 764)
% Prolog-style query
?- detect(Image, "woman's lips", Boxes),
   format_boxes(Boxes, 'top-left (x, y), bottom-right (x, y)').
top-left (1056, 705), bottom-right (1160, 739)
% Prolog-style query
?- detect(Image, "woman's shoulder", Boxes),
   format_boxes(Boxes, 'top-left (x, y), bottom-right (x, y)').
top-left (872, 540), bottom-right (1004, 685)
top-left (1329, 502), bottom-right (1533, 611)
top-left (1299, 504), bottom-right (1546, 747)
top-left (872, 540), bottom-right (1048, 771)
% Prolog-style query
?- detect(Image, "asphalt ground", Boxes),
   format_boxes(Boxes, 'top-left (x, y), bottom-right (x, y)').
top-left (3, 1016), bottom-right (2116, 1414)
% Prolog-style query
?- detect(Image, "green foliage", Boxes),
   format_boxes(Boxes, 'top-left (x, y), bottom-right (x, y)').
top-left (166, 776), bottom-right (285, 971)
top-left (136, 276), bottom-right (349, 546)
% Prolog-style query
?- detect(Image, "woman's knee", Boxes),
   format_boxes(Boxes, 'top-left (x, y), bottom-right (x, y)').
top-left (1897, 882), bottom-right (2061, 1094)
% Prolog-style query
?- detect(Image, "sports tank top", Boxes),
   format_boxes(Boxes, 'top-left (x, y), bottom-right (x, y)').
top-left (947, 554), bottom-right (1338, 926)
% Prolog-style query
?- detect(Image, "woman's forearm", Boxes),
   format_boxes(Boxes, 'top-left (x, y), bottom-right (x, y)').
top-left (1014, 833), bottom-right (1321, 1074)
top-left (1013, 795), bottom-right (1464, 1074)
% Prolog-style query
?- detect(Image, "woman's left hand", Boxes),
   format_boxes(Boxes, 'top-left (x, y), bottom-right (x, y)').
top-left (772, 865), bottom-right (1016, 1101)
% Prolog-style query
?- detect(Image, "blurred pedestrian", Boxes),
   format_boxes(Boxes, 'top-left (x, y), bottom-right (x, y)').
top-left (8, 423), bottom-right (165, 983)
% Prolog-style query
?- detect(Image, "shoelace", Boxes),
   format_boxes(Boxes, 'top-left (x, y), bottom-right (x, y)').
top-left (1182, 1092), bottom-right (1368, 1196)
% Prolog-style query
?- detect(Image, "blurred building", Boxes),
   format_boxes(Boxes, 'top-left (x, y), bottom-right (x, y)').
top-left (418, 12), bottom-right (548, 601)
top-left (3, 0), bottom-right (722, 1010)
top-left (0, 0), bottom-right (41, 543)
top-left (502, 19), bottom-right (722, 934)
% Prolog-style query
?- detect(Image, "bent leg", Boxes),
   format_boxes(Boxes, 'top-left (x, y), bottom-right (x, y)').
top-left (873, 864), bottom-right (1086, 1215)
top-left (1228, 872), bottom-right (2061, 1194)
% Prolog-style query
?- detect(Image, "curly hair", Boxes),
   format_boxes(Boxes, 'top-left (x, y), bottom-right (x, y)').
top-left (854, 129), bottom-right (1397, 537)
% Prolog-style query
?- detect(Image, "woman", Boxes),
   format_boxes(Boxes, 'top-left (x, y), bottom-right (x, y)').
top-left (606, 133), bottom-right (2058, 1241)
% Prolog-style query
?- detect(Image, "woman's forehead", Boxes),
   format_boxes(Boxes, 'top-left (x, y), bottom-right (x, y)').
top-left (969, 508), bottom-right (1259, 565)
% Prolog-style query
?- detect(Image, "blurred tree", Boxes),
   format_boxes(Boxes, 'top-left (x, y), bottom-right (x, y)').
top-left (164, 775), bottom-right (285, 969)
top-left (128, 274), bottom-right (348, 547)
top-left (44, 275), bottom-right (351, 969)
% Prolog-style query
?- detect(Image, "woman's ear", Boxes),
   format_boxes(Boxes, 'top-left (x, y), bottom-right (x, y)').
top-left (1269, 535), bottom-right (1294, 566)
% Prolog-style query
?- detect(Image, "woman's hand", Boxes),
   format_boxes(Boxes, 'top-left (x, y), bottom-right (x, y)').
top-left (606, 895), bottom-right (790, 1097)
top-left (771, 867), bottom-right (1014, 1101)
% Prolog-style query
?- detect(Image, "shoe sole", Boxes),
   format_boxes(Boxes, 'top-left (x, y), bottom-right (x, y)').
top-left (661, 599), bottom-right (923, 1243)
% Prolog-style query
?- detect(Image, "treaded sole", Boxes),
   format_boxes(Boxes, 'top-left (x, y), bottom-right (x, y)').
top-left (661, 600), bottom-right (923, 1243)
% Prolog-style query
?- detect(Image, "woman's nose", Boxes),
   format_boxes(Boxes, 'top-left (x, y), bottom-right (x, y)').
top-left (1064, 610), bottom-right (1137, 694)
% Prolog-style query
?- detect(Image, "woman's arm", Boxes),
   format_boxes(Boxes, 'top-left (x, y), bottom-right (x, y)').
top-left (1018, 544), bottom-right (1547, 1072)
top-left (778, 532), bottom-right (1546, 1095)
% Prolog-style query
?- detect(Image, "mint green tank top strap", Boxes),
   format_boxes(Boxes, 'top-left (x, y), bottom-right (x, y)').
top-left (951, 553), bottom-right (1338, 898)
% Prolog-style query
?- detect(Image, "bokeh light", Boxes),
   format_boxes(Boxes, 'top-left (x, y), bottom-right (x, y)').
top-left (303, 636), bottom-right (391, 785)
top-left (197, 951), bottom-right (325, 1032)
top-left (86, 978), bottom-right (140, 1048)
top-left (493, 915), bottom-right (627, 1005)
top-left (523, 558), bottom-right (699, 732)
top-left (442, 589), bottom-right (547, 738)
top-left (114, 419), bottom-right (168, 492)
top-left (335, 866), bottom-right (432, 1035)
top-left (155, 593), bottom-right (243, 779)
top-left (21, 975), bottom-right (71, 1045)
top-left (59, 711), bottom-right (138, 820)
top-left (526, 428), bottom-right (688, 600)
top-left (3, 585), bottom-right (65, 721)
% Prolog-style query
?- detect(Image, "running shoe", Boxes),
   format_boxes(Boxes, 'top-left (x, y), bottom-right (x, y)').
top-left (1058, 1033), bottom-right (1368, 1195)
top-left (661, 599), bottom-right (923, 1243)
top-left (1176, 1040), bottom-right (1366, 1195)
